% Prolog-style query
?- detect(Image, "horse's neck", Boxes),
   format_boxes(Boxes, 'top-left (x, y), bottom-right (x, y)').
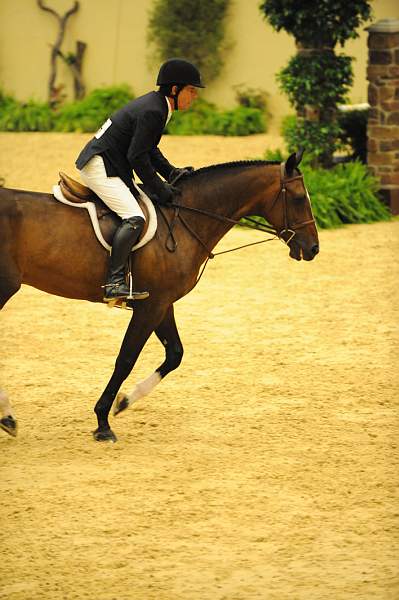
top-left (184, 166), bottom-right (276, 248)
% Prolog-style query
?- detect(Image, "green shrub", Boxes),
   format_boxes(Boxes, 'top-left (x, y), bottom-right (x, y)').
top-left (165, 98), bottom-right (266, 136)
top-left (278, 53), bottom-right (353, 112)
top-left (213, 107), bottom-right (266, 136)
top-left (302, 162), bottom-right (389, 228)
top-left (281, 110), bottom-right (369, 165)
top-left (259, 1), bottom-right (372, 167)
top-left (54, 85), bottom-right (135, 132)
top-left (0, 95), bottom-right (55, 131)
top-left (264, 148), bottom-right (286, 162)
top-left (165, 98), bottom-right (218, 134)
top-left (261, 150), bottom-right (389, 229)
top-left (0, 89), bottom-right (17, 111)
top-left (148, 0), bottom-right (230, 84)
top-left (233, 84), bottom-right (269, 112)
top-left (281, 114), bottom-right (343, 165)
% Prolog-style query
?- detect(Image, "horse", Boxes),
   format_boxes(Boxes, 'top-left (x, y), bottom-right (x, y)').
top-left (0, 150), bottom-right (319, 442)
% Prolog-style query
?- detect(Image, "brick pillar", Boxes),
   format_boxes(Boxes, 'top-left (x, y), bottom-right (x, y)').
top-left (367, 19), bottom-right (399, 214)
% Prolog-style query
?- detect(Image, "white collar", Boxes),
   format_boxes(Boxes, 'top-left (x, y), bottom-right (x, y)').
top-left (165, 96), bottom-right (172, 125)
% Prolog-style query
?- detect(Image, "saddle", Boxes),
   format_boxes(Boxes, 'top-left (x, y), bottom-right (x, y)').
top-left (53, 172), bottom-right (157, 251)
top-left (59, 172), bottom-right (111, 218)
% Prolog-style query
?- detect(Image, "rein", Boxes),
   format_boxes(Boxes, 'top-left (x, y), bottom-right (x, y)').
top-left (158, 162), bottom-right (315, 287)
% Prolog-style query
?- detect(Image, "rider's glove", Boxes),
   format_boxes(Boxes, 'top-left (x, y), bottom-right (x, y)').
top-left (158, 182), bottom-right (181, 205)
top-left (147, 175), bottom-right (181, 205)
top-left (168, 166), bottom-right (194, 184)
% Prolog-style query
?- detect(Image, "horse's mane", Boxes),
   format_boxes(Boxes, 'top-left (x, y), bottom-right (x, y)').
top-left (186, 160), bottom-right (280, 180)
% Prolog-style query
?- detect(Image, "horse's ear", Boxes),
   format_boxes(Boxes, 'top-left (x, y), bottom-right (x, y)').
top-left (285, 152), bottom-right (297, 176)
top-left (296, 147), bottom-right (304, 166)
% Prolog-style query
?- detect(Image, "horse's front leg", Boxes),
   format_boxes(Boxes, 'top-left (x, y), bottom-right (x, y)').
top-left (93, 303), bottom-right (167, 442)
top-left (113, 304), bottom-right (183, 416)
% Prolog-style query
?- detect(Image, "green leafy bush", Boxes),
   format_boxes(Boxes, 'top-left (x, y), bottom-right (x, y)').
top-left (281, 110), bottom-right (369, 164)
top-left (259, 1), bottom-right (372, 48)
top-left (148, 0), bottom-right (230, 84)
top-left (0, 89), bottom-right (17, 111)
top-left (278, 53), bottom-right (353, 113)
top-left (0, 85), bottom-right (135, 133)
top-left (233, 85), bottom-right (269, 111)
top-left (0, 95), bottom-right (55, 131)
top-left (281, 114), bottom-right (343, 164)
top-left (54, 85), bottom-right (135, 132)
top-left (0, 87), bottom-right (266, 135)
top-left (166, 98), bottom-right (267, 136)
top-left (302, 162), bottom-right (389, 228)
top-left (262, 149), bottom-right (389, 228)
top-left (165, 98), bottom-right (218, 134)
top-left (213, 107), bottom-right (266, 136)
top-left (259, 1), bottom-right (372, 167)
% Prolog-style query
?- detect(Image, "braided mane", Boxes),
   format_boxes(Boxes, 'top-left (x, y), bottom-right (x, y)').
top-left (188, 160), bottom-right (280, 179)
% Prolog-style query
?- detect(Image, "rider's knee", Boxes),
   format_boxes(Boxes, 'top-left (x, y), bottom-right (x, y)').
top-left (123, 216), bottom-right (145, 232)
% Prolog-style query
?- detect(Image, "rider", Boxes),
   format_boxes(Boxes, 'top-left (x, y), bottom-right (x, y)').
top-left (76, 58), bottom-right (205, 302)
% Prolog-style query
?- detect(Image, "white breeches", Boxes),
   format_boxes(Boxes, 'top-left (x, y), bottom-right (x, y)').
top-left (79, 154), bottom-right (146, 220)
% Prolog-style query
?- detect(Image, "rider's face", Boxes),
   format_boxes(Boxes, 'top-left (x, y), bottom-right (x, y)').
top-left (171, 85), bottom-right (198, 110)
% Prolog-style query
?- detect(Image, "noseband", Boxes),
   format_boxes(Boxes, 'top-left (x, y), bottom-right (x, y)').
top-left (271, 163), bottom-right (316, 245)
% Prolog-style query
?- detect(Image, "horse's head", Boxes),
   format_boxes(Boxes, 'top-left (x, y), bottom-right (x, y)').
top-left (265, 150), bottom-right (319, 261)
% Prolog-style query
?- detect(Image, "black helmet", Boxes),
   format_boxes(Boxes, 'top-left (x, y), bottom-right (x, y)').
top-left (156, 58), bottom-right (205, 88)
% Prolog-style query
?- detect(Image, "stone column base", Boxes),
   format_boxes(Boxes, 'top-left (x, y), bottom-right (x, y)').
top-left (380, 187), bottom-right (399, 215)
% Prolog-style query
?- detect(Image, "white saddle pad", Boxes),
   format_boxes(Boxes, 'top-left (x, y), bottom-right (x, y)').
top-left (52, 184), bottom-right (157, 253)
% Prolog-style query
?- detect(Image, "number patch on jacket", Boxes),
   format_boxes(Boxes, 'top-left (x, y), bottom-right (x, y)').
top-left (95, 118), bottom-right (112, 139)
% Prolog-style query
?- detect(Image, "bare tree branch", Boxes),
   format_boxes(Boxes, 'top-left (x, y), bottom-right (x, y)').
top-left (57, 40), bottom-right (86, 99)
top-left (37, 0), bottom-right (80, 105)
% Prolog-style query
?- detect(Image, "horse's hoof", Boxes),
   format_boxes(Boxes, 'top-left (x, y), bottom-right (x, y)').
top-left (113, 392), bottom-right (130, 416)
top-left (0, 416), bottom-right (17, 437)
top-left (92, 428), bottom-right (117, 443)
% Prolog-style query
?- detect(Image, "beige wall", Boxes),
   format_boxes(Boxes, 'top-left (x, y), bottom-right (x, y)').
top-left (1, 0), bottom-right (398, 128)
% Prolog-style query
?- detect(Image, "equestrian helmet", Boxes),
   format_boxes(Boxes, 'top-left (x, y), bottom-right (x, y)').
top-left (156, 58), bottom-right (205, 88)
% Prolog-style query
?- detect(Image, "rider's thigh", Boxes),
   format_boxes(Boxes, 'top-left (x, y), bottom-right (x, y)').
top-left (79, 155), bottom-right (145, 220)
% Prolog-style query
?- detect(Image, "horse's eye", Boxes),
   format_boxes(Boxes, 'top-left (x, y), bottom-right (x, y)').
top-left (294, 195), bottom-right (306, 204)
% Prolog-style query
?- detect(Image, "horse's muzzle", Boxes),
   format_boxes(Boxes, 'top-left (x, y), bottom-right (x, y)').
top-left (289, 241), bottom-right (319, 261)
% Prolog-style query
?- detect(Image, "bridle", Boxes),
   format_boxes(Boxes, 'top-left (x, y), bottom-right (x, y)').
top-left (162, 161), bottom-right (316, 259)
top-left (270, 163), bottom-right (316, 245)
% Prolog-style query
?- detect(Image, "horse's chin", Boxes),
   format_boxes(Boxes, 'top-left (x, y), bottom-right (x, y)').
top-left (289, 245), bottom-right (302, 261)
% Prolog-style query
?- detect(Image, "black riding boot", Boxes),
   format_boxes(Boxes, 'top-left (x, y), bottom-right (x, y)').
top-left (103, 216), bottom-right (149, 302)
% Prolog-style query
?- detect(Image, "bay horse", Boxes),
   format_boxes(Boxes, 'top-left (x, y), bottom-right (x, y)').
top-left (0, 151), bottom-right (319, 442)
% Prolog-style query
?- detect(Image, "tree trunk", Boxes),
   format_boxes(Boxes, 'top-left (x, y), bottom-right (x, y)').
top-left (73, 41), bottom-right (86, 100)
top-left (37, 0), bottom-right (79, 105)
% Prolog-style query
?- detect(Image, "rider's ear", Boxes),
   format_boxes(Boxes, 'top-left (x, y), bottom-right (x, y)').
top-left (285, 152), bottom-right (297, 176)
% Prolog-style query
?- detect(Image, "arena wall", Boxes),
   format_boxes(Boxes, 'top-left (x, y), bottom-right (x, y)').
top-left (0, 0), bottom-right (398, 127)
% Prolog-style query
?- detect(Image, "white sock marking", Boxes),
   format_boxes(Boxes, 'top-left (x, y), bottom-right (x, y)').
top-left (127, 372), bottom-right (162, 405)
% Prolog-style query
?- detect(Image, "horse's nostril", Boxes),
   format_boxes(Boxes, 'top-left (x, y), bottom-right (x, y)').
top-left (311, 244), bottom-right (319, 256)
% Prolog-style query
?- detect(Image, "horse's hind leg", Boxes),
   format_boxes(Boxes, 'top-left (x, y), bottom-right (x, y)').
top-left (114, 304), bottom-right (183, 416)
